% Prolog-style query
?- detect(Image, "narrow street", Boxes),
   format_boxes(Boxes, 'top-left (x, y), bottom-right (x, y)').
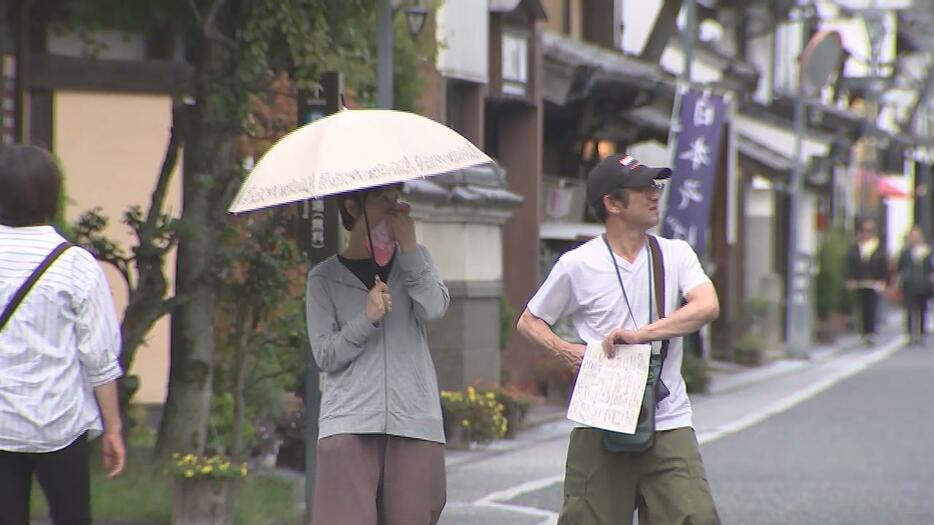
top-left (440, 320), bottom-right (932, 524)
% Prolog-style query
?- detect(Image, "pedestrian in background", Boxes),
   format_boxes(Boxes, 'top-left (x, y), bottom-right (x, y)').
top-left (846, 218), bottom-right (889, 345)
top-left (896, 225), bottom-right (933, 345)
top-left (517, 154), bottom-right (721, 524)
top-left (305, 184), bottom-right (450, 525)
top-left (0, 144), bottom-right (125, 525)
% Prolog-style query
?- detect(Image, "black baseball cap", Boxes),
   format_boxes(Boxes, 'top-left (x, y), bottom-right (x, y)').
top-left (586, 154), bottom-right (672, 209)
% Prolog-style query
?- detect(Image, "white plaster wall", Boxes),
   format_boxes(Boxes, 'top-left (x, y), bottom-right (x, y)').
top-left (748, 32), bottom-right (774, 105)
top-left (744, 185), bottom-right (776, 299)
top-left (417, 220), bottom-right (504, 282)
top-left (55, 91), bottom-right (179, 405)
top-left (735, 116), bottom-right (830, 160)
top-left (436, 0), bottom-right (489, 83)
top-left (621, 0), bottom-right (663, 55)
top-left (747, 184), bottom-right (775, 218)
top-left (660, 47), bottom-right (723, 83)
top-left (799, 190), bottom-right (818, 256)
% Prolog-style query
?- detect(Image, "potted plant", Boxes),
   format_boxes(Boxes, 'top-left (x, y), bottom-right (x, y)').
top-left (473, 382), bottom-right (535, 439)
top-left (440, 386), bottom-right (508, 449)
top-left (534, 353), bottom-right (577, 406)
top-left (733, 332), bottom-right (764, 366)
top-left (165, 453), bottom-right (248, 525)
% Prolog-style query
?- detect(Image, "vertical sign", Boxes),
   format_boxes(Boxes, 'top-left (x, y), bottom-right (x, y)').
top-left (2, 55), bottom-right (16, 145)
top-left (297, 71), bottom-right (343, 261)
top-left (298, 71), bottom-right (342, 522)
top-left (661, 90), bottom-right (727, 258)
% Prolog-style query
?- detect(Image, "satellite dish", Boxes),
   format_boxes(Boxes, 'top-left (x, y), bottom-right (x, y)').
top-left (799, 30), bottom-right (844, 98)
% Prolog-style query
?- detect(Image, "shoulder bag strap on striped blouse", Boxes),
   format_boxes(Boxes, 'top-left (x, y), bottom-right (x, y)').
top-left (0, 241), bottom-right (73, 332)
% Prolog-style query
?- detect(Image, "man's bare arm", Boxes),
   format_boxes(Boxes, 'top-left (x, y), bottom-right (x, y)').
top-left (640, 282), bottom-right (719, 342)
top-left (516, 308), bottom-right (586, 368)
top-left (604, 282), bottom-right (720, 350)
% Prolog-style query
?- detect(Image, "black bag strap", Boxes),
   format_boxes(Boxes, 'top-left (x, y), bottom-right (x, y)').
top-left (0, 241), bottom-right (73, 332)
top-left (647, 235), bottom-right (669, 360)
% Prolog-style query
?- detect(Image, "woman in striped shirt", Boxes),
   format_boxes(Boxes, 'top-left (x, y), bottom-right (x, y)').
top-left (0, 144), bottom-right (125, 525)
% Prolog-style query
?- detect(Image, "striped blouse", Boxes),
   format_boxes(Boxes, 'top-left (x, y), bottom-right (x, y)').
top-left (0, 225), bottom-right (122, 453)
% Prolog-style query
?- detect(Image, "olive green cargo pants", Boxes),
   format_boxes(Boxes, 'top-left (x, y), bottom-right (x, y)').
top-left (558, 427), bottom-right (720, 525)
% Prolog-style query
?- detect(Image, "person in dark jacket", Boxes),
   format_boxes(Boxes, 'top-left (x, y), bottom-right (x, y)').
top-left (846, 219), bottom-right (889, 345)
top-left (896, 225), bottom-right (933, 345)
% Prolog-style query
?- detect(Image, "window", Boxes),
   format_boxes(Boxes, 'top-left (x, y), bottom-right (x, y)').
top-left (502, 29), bottom-right (529, 96)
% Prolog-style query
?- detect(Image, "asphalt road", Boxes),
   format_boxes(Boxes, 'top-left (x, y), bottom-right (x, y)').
top-left (703, 341), bottom-right (934, 525)
top-left (441, 328), bottom-right (931, 524)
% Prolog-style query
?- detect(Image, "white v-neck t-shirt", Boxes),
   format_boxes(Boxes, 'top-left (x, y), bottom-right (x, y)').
top-left (527, 235), bottom-right (711, 431)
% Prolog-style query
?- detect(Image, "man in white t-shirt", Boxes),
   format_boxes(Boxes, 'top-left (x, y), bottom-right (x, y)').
top-left (517, 153), bottom-right (721, 525)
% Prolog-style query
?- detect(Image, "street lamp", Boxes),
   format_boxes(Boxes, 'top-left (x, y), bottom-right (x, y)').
top-left (377, 0), bottom-right (429, 109)
top-left (404, 1), bottom-right (429, 38)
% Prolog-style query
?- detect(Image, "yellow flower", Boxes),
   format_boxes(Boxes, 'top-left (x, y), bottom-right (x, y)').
top-left (171, 452), bottom-right (180, 460)
top-left (461, 419), bottom-right (470, 427)
top-left (201, 465), bottom-right (214, 475)
top-left (184, 469), bottom-right (195, 478)
top-left (240, 465), bottom-right (248, 476)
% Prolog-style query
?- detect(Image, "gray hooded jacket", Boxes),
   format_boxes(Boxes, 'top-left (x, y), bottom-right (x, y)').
top-left (305, 245), bottom-right (449, 443)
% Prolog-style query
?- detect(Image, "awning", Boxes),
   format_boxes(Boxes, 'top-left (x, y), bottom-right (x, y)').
top-left (542, 30), bottom-right (668, 105)
top-left (737, 134), bottom-right (793, 174)
top-left (489, 0), bottom-right (547, 18)
top-left (621, 105), bottom-right (672, 142)
top-left (403, 163), bottom-right (523, 209)
top-left (540, 221), bottom-right (604, 241)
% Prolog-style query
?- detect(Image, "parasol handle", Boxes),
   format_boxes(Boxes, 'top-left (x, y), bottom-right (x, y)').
top-left (361, 196), bottom-right (379, 276)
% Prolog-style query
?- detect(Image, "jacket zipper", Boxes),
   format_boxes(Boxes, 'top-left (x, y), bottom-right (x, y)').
top-left (382, 323), bottom-right (388, 433)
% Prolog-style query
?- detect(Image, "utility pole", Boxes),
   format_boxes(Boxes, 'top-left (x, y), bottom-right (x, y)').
top-left (784, 4), bottom-right (810, 358)
top-left (297, 71), bottom-right (343, 522)
top-left (861, 0), bottom-right (884, 220)
top-left (377, 0), bottom-right (394, 109)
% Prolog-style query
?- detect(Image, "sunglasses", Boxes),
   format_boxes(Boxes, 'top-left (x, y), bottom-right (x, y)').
top-left (636, 181), bottom-right (666, 194)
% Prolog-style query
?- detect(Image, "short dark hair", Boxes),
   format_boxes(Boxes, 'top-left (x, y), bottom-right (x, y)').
top-left (335, 184), bottom-right (403, 231)
top-left (591, 187), bottom-right (630, 223)
top-left (0, 144), bottom-right (62, 227)
top-left (337, 191), bottom-right (365, 231)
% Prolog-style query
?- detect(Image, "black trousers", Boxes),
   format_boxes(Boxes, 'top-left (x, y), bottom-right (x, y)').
top-left (0, 433), bottom-right (90, 525)
top-left (904, 292), bottom-right (930, 338)
top-left (857, 288), bottom-right (880, 336)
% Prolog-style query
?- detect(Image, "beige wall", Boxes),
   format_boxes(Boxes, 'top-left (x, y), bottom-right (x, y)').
top-left (54, 91), bottom-right (180, 405)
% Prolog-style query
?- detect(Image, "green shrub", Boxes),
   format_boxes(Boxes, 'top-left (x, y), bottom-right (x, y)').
top-left (499, 295), bottom-right (517, 351)
top-left (681, 349), bottom-right (711, 394)
top-left (815, 227), bottom-right (855, 320)
top-left (472, 382), bottom-right (535, 437)
top-left (440, 387), bottom-right (508, 444)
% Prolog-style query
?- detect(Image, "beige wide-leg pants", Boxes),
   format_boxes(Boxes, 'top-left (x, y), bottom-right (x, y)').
top-left (310, 433), bottom-right (446, 525)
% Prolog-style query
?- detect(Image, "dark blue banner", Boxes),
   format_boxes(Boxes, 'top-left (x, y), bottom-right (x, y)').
top-left (661, 90), bottom-right (727, 258)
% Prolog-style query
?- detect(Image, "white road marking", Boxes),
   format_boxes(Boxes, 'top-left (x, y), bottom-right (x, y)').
top-left (466, 335), bottom-right (908, 523)
top-left (696, 335), bottom-right (907, 444)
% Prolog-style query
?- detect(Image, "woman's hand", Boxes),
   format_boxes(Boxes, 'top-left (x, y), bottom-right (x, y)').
top-left (388, 202), bottom-right (417, 252)
top-left (366, 276), bottom-right (392, 323)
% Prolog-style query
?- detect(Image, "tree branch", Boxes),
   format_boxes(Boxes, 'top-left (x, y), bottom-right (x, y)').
top-left (204, 0), bottom-right (225, 34)
top-left (244, 367), bottom-right (297, 393)
top-left (141, 105), bottom-right (184, 246)
top-left (159, 294), bottom-right (190, 317)
top-left (187, 0), bottom-right (203, 25)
